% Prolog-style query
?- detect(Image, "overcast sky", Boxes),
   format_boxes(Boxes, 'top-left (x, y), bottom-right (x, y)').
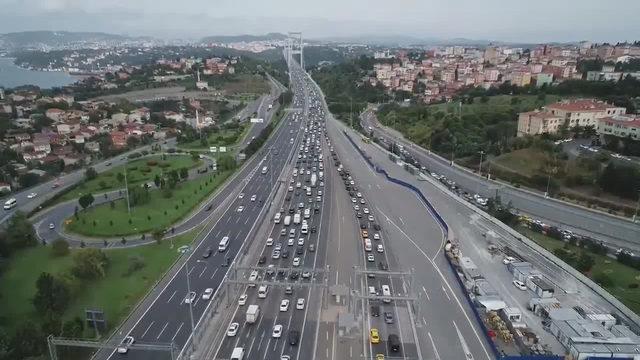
top-left (0, 0), bottom-right (638, 43)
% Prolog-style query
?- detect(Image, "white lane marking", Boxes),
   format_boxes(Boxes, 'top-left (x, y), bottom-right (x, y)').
top-left (442, 285), bottom-right (451, 301)
top-left (244, 217), bottom-right (250, 225)
top-left (171, 322), bottom-right (184, 342)
top-left (398, 216), bottom-right (405, 226)
top-left (166, 290), bottom-right (177, 304)
top-left (141, 321), bottom-right (154, 338)
top-left (210, 268), bottom-right (219, 280)
top-left (428, 331), bottom-right (441, 360)
top-left (376, 206), bottom-right (493, 360)
top-left (188, 266), bottom-right (195, 276)
top-left (422, 286), bottom-right (431, 301)
top-left (199, 265), bottom-right (207, 278)
top-left (156, 322), bottom-right (169, 339)
top-left (453, 320), bottom-right (475, 360)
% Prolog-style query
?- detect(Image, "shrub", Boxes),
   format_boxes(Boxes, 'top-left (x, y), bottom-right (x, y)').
top-left (51, 239), bottom-right (70, 257)
top-left (628, 283), bottom-right (639, 289)
top-left (147, 160), bottom-right (158, 166)
top-left (158, 162), bottom-right (171, 168)
top-left (593, 273), bottom-right (614, 287)
top-left (140, 167), bottom-right (152, 173)
top-left (125, 255), bottom-right (146, 276)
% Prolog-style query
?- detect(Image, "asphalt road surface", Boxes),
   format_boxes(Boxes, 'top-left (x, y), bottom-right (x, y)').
top-left (360, 110), bottom-right (640, 251)
top-left (95, 74), bottom-right (308, 360)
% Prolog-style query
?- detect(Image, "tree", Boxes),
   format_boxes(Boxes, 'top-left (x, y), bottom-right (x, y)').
top-left (18, 173), bottom-right (40, 188)
top-left (217, 154), bottom-right (237, 171)
top-left (0, 328), bottom-right (10, 360)
top-left (33, 272), bottom-right (70, 314)
top-left (85, 166), bottom-right (98, 181)
top-left (179, 167), bottom-right (189, 180)
top-left (71, 248), bottom-right (109, 279)
top-left (78, 193), bottom-right (95, 209)
top-left (8, 321), bottom-right (44, 359)
top-left (154, 174), bottom-right (161, 188)
top-left (51, 238), bottom-right (70, 257)
top-left (117, 172), bottom-right (125, 183)
top-left (576, 252), bottom-right (596, 273)
top-left (152, 229), bottom-right (164, 244)
top-left (41, 311), bottom-right (62, 336)
top-left (3, 211), bottom-right (37, 252)
top-left (62, 317), bottom-right (84, 338)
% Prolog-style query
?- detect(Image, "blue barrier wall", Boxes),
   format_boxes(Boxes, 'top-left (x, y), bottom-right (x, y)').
top-left (341, 131), bottom-right (563, 360)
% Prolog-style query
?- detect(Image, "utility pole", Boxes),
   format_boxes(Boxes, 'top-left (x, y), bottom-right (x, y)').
top-left (124, 167), bottom-right (131, 214)
top-left (545, 174), bottom-right (552, 198)
top-left (633, 190), bottom-right (640, 222)
top-left (185, 260), bottom-right (195, 343)
top-left (478, 150), bottom-right (485, 175)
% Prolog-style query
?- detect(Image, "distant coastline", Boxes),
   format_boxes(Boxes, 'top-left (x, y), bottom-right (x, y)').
top-left (0, 56), bottom-right (82, 89)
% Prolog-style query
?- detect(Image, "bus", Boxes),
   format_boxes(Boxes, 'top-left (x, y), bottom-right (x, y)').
top-left (3, 198), bottom-right (17, 210)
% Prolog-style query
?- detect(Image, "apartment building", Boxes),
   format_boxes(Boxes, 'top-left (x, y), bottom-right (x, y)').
top-left (597, 115), bottom-right (640, 140)
top-left (517, 110), bottom-right (564, 137)
top-left (517, 99), bottom-right (626, 137)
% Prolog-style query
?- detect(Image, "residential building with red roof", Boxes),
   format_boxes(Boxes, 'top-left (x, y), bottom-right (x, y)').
top-left (597, 115), bottom-right (640, 140)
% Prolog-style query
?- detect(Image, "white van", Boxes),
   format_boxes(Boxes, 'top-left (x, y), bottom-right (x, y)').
top-left (284, 215), bottom-right (291, 226)
top-left (293, 213), bottom-right (301, 225)
top-left (364, 239), bottom-right (372, 252)
top-left (3, 198), bottom-right (17, 210)
top-left (258, 285), bottom-right (268, 299)
top-left (382, 285), bottom-right (392, 303)
top-left (218, 236), bottom-right (230, 252)
top-left (274, 213), bottom-right (282, 224)
top-left (231, 347), bottom-right (245, 360)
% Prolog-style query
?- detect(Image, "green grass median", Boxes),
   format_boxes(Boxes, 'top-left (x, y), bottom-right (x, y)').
top-left (0, 228), bottom-right (200, 338)
top-left (65, 169), bottom-right (233, 237)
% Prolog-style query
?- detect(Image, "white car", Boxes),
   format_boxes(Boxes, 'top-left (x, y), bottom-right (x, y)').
top-left (360, 198), bottom-right (365, 204)
top-left (351, 198), bottom-right (357, 203)
top-left (49, 223), bottom-right (55, 230)
top-left (238, 193), bottom-right (245, 199)
top-left (373, 233), bottom-right (380, 240)
top-left (227, 322), bottom-right (239, 337)
top-left (357, 192), bottom-right (362, 198)
top-left (238, 294), bottom-right (248, 305)
top-left (288, 186), bottom-right (294, 192)
top-left (288, 238), bottom-right (295, 246)
top-left (513, 280), bottom-right (527, 291)
top-left (249, 270), bottom-right (259, 283)
top-left (297, 238), bottom-right (305, 246)
top-left (202, 288), bottom-right (214, 300)
top-left (27, 192), bottom-right (37, 199)
top-left (376, 244), bottom-right (384, 253)
top-left (363, 208), bottom-right (370, 214)
top-left (266, 237), bottom-right (274, 246)
top-left (272, 324), bottom-right (283, 338)
top-left (117, 336), bottom-right (135, 354)
top-left (280, 299), bottom-right (290, 312)
top-left (296, 298), bottom-right (305, 310)
top-left (292, 257), bottom-right (301, 267)
top-left (184, 291), bottom-right (196, 304)
top-left (367, 254), bottom-right (375, 262)
top-left (251, 194), bottom-right (257, 202)
top-left (354, 205), bottom-right (360, 211)
top-left (237, 206), bottom-right (244, 212)
top-left (503, 256), bottom-right (516, 265)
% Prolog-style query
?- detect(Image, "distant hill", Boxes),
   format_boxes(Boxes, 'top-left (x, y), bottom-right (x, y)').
top-left (200, 32), bottom-right (288, 44)
top-left (0, 31), bottom-right (153, 50)
top-left (316, 34), bottom-right (539, 48)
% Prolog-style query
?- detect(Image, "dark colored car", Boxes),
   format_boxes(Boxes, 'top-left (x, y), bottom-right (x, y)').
top-left (360, 222), bottom-right (367, 229)
top-left (205, 204), bottom-right (213, 211)
top-left (289, 208), bottom-right (295, 214)
top-left (308, 244), bottom-right (315, 252)
top-left (282, 249), bottom-right (290, 258)
top-left (296, 246), bottom-right (304, 255)
top-left (378, 261), bottom-right (388, 271)
top-left (371, 305), bottom-right (380, 317)
top-left (289, 271), bottom-right (299, 280)
top-left (258, 256), bottom-right (266, 264)
top-left (310, 226), bottom-right (317, 233)
top-left (384, 312), bottom-right (394, 324)
top-left (388, 334), bottom-right (401, 352)
top-left (202, 248), bottom-right (212, 258)
top-left (288, 330), bottom-right (300, 346)
top-left (373, 223), bottom-right (381, 231)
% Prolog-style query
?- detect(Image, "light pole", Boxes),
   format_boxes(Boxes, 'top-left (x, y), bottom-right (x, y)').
top-left (124, 166), bottom-right (131, 214)
top-left (478, 150), bottom-right (485, 175)
top-left (633, 190), bottom-right (640, 223)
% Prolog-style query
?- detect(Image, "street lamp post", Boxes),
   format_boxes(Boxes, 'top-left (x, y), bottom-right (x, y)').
top-left (633, 190), bottom-right (640, 222)
top-left (544, 174), bottom-right (552, 198)
top-left (478, 150), bottom-right (485, 175)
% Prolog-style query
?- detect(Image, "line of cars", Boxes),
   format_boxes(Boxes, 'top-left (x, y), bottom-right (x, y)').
top-left (330, 143), bottom-right (402, 358)
top-left (222, 74), bottom-right (330, 360)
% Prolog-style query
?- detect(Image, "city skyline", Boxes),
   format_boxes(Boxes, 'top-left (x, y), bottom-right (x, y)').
top-left (0, 0), bottom-right (639, 42)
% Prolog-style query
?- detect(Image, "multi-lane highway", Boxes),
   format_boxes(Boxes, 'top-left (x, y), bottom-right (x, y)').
top-left (210, 78), bottom-right (331, 360)
top-left (360, 110), bottom-right (640, 250)
top-left (95, 70), bottom-right (309, 359)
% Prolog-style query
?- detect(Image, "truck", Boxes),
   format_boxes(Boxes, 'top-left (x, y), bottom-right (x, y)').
top-left (293, 213), bottom-right (301, 225)
top-left (246, 305), bottom-right (260, 324)
top-left (310, 173), bottom-right (317, 187)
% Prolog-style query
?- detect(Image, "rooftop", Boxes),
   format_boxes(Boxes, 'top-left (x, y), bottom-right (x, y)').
top-left (546, 99), bottom-right (620, 112)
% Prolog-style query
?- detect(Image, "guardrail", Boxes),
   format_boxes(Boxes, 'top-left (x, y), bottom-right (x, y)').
top-left (341, 129), bottom-right (564, 360)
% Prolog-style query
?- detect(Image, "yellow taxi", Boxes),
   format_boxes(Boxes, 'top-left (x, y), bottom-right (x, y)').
top-left (376, 354), bottom-right (385, 360)
top-left (369, 328), bottom-right (380, 344)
